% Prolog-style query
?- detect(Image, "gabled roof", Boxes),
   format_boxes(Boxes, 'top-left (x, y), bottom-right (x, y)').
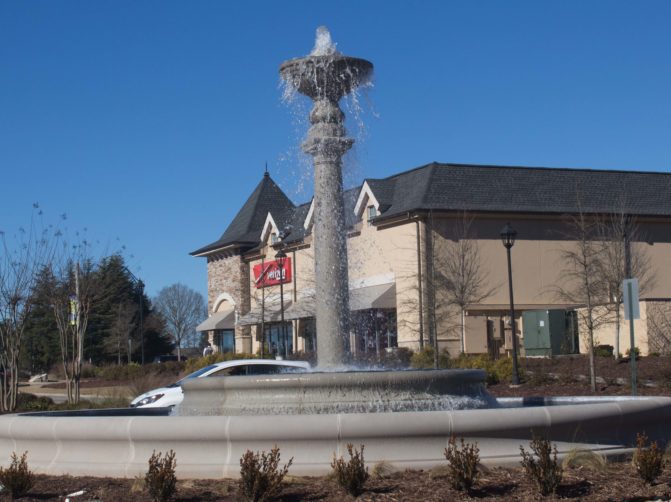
top-left (365, 162), bottom-right (671, 221)
top-left (191, 172), bottom-right (295, 255)
top-left (193, 161), bottom-right (671, 258)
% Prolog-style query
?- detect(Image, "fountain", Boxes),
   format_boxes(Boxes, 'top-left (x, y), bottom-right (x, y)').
top-left (1, 27), bottom-right (671, 479)
top-left (280, 26), bottom-right (372, 368)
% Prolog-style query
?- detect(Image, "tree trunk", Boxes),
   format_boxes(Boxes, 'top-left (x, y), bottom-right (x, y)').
top-left (460, 307), bottom-right (466, 354)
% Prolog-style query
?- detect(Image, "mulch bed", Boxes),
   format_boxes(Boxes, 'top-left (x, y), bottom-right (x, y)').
top-left (489, 354), bottom-right (671, 398)
top-left (4, 462), bottom-right (671, 501)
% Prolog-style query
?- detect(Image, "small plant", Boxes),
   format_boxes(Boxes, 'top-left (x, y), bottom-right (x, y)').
top-left (562, 448), bottom-right (607, 472)
top-left (633, 432), bottom-right (665, 484)
top-left (239, 445), bottom-right (293, 502)
top-left (145, 449), bottom-right (177, 502)
top-left (0, 451), bottom-right (35, 500)
top-left (594, 344), bottom-right (614, 358)
top-left (370, 460), bottom-right (395, 479)
top-left (520, 436), bottom-right (563, 496)
top-left (409, 347), bottom-right (450, 369)
top-left (331, 443), bottom-right (369, 497)
top-left (444, 436), bottom-right (480, 491)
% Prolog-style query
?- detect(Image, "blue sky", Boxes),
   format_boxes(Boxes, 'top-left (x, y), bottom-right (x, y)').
top-left (2, 1), bottom-right (670, 300)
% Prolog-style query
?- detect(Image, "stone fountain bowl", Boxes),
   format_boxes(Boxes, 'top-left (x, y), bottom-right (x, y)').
top-left (177, 368), bottom-right (496, 416)
top-left (280, 54), bottom-right (373, 100)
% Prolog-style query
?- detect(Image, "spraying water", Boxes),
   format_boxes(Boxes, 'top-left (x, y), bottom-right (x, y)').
top-left (280, 27), bottom-right (373, 368)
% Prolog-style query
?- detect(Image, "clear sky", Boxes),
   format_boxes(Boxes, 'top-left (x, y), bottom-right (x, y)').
top-left (2, 1), bottom-right (670, 301)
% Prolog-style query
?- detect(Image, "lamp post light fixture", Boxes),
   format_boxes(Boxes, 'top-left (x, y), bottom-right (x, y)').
top-left (500, 222), bottom-right (521, 385)
top-left (275, 248), bottom-right (288, 359)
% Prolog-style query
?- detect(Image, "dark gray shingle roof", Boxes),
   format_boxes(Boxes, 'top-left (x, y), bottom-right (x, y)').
top-left (369, 162), bottom-right (671, 220)
top-left (193, 162), bottom-right (671, 256)
top-left (191, 173), bottom-right (295, 255)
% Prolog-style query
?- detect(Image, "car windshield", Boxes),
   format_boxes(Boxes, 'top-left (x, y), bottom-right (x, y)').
top-left (171, 364), bottom-right (219, 387)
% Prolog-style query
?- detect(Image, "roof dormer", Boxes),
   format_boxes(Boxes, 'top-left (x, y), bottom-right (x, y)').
top-left (260, 212), bottom-right (281, 244)
top-left (303, 199), bottom-right (315, 233)
top-left (354, 181), bottom-right (381, 220)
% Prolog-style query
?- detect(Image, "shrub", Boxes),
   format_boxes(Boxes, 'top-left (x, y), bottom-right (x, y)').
top-left (561, 448), bottom-right (607, 472)
top-left (594, 344), bottom-right (614, 358)
top-left (331, 443), bottom-right (369, 497)
top-left (351, 347), bottom-right (414, 369)
top-left (626, 347), bottom-right (641, 359)
top-left (16, 393), bottom-right (54, 412)
top-left (145, 450), bottom-right (177, 502)
top-left (96, 362), bottom-right (146, 381)
top-left (444, 436), bottom-right (480, 491)
top-left (370, 460), bottom-right (395, 479)
top-left (0, 451), bottom-right (35, 500)
top-left (410, 347), bottom-right (450, 369)
top-left (633, 432), bottom-right (665, 484)
top-left (238, 445), bottom-right (293, 502)
top-left (446, 354), bottom-right (522, 385)
top-left (520, 436), bottom-right (563, 496)
top-left (80, 362), bottom-right (97, 379)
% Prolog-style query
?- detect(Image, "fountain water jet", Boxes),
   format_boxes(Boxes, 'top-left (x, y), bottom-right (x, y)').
top-left (280, 26), bottom-right (373, 368)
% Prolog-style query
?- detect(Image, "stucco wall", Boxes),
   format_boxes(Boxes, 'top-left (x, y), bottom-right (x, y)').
top-left (204, 213), bottom-right (671, 357)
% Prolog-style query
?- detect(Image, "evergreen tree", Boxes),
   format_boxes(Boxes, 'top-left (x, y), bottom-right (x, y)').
top-left (21, 268), bottom-right (60, 374)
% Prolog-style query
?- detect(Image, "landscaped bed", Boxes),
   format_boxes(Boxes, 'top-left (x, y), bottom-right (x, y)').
top-left (3, 354), bottom-right (671, 500)
top-left (2, 460), bottom-right (670, 501)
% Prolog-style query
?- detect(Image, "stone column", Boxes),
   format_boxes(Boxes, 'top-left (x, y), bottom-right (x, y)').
top-left (302, 97), bottom-right (353, 368)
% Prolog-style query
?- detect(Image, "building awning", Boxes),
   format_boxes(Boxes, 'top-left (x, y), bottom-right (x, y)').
top-left (196, 307), bottom-right (236, 332)
top-left (235, 283), bottom-right (397, 326)
top-left (350, 283), bottom-right (396, 311)
top-left (237, 300), bottom-right (293, 326)
top-left (285, 298), bottom-right (315, 320)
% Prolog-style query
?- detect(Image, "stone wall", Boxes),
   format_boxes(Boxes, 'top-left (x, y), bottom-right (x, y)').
top-left (207, 253), bottom-right (251, 352)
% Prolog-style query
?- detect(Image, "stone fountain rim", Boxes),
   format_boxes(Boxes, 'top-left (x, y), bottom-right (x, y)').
top-left (181, 367), bottom-right (487, 392)
top-left (279, 54), bottom-right (374, 75)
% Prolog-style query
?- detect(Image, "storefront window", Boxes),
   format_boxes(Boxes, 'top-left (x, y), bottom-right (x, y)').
top-left (351, 309), bottom-right (397, 354)
top-left (302, 318), bottom-right (316, 353)
top-left (215, 329), bottom-right (235, 353)
top-left (263, 322), bottom-right (293, 356)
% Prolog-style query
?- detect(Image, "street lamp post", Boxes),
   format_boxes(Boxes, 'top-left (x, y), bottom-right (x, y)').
top-left (275, 249), bottom-right (288, 359)
top-left (501, 222), bottom-right (521, 385)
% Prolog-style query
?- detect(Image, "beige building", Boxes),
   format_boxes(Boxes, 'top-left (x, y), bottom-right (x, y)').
top-left (192, 163), bottom-right (671, 358)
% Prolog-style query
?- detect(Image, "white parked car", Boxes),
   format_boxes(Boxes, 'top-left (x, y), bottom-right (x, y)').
top-left (130, 358), bottom-right (311, 408)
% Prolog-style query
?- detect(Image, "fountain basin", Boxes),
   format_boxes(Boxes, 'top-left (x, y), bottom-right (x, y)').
top-left (280, 55), bottom-right (373, 100)
top-left (178, 369), bottom-right (495, 415)
top-left (1, 395), bottom-right (670, 478)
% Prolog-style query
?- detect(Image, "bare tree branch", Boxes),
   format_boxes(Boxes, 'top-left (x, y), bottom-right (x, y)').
top-left (154, 284), bottom-right (206, 360)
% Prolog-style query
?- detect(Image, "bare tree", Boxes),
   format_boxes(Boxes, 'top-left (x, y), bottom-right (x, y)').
top-left (646, 301), bottom-right (671, 354)
top-left (0, 209), bottom-right (54, 411)
top-left (596, 212), bottom-right (653, 358)
top-left (154, 284), bottom-right (206, 360)
top-left (555, 209), bottom-right (611, 392)
top-left (50, 253), bottom-right (100, 404)
top-left (434, 214), bottom-right (497, 354)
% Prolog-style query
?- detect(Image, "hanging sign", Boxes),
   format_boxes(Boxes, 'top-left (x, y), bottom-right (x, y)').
top-left (253, 258), bottom-right (292, 288)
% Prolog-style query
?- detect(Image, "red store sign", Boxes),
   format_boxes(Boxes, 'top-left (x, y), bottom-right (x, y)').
top-left (253, 258), bottom-right (292, 288)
